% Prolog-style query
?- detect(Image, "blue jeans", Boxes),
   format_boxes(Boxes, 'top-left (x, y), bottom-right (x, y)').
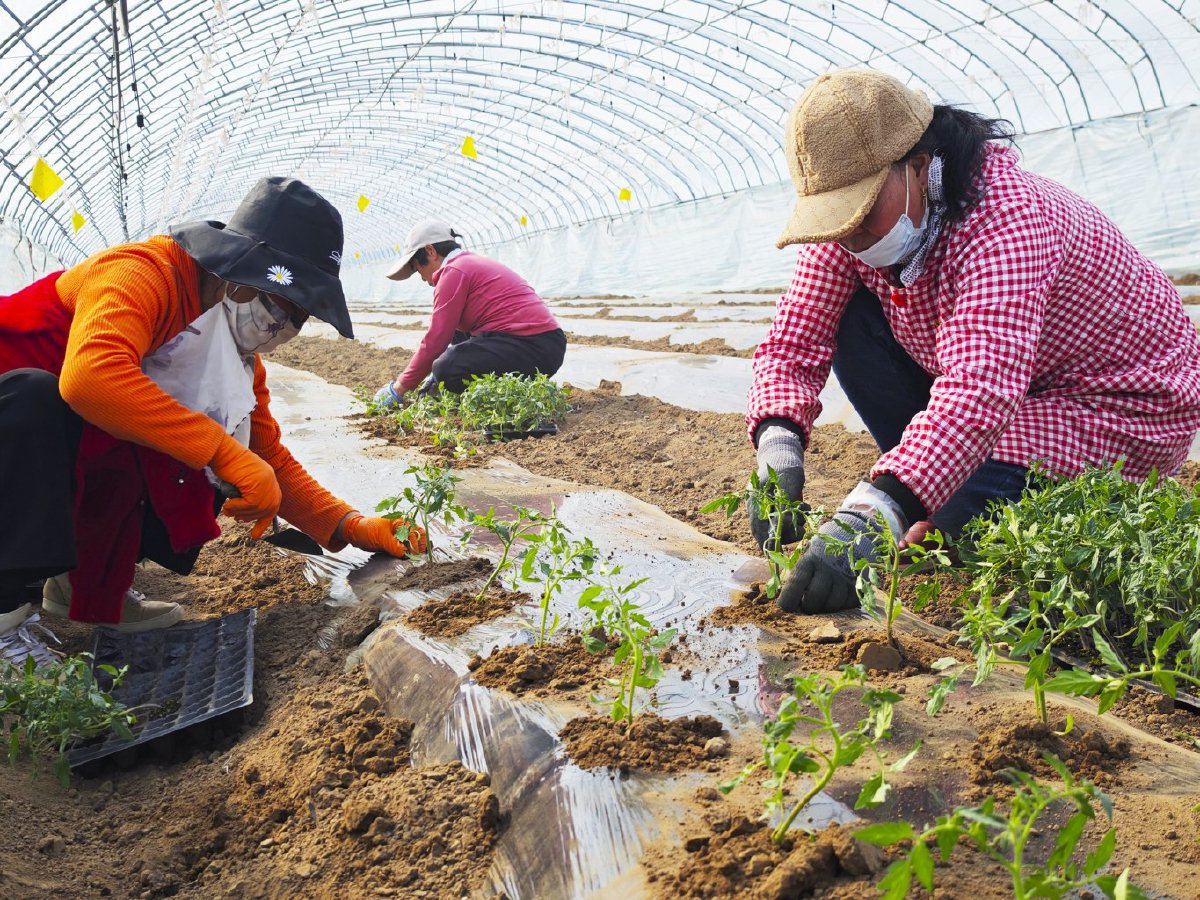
top-left (830, 288), bottom-right (1029, 537)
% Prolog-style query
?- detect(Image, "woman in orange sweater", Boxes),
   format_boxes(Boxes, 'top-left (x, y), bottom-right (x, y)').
top-left (0, 177), bottom-right (424, 666)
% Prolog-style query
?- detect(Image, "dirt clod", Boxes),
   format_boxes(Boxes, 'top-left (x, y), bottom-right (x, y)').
top-left (857, 641), bottom-right (903, 672)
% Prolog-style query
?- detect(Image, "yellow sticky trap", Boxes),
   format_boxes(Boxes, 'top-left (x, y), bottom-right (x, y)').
top-left (355, 251), bottom-right (361, 259)
top-left (519, 215), bottom-right (528, 226)
top-left (618, 187), bottom-right (632, 201)
top-left (357, 195), bottom-right (370, 212)
top-left (395, 244), bottom-right (400, 251)
top-left (461, 136), bottom-right (477, 159)
top-left (71, 210), bottom-right (85, 232)
top-left (30, 158), bottom-right (63, 202)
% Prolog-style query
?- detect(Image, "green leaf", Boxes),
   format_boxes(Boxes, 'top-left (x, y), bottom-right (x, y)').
top-left (889, 740), bottom-right (921, 772)
top-left (853, 821), bottom-right (915, 846)
top-left (649, 628), bottom-right (677, 649)
top-left (1097, 682), bottom-right (1127, 715)
top-left (910, 840), bottom-right (935, 891)
top-left (581, 634), bottom-right (607, 655)
top-left (855, 772), bottom-right (889, 809)
top-left (1085, 828), bottom-right (1117, 876)
top-left (1092, 630), bottom-right (1128, 673)
top-left (876, 859), bottom-right (913, 900)
top-left (930, 656), bottom-right (958, 672)
top-left (1151, 670), bottom-right (1178, 699)
top-left (1043, 669), bottom-right (1106, 696)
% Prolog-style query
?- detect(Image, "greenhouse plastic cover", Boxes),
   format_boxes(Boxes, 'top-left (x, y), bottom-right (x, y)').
top-left (2, 1), bottom-right (1200, 297)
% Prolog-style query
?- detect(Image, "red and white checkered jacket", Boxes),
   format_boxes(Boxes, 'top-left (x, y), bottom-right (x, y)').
top-left (748, 144), bottom-right (1200, 514)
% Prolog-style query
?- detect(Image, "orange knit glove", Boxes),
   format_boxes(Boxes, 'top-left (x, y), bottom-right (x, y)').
top-left (342, 514), bottom-right (428, 558)
top-left (208, 434), bottom-right (281, 534)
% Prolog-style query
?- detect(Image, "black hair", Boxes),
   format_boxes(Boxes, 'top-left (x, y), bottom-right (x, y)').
top-left (413, 230), bottom-right (462, 266)
top-left (901, 106), bottom-right (1015, 225)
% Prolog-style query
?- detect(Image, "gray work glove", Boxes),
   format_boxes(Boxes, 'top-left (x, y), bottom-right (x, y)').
top-left (777, 481), bottom-right (908, 615)
top-left (750, 425), bottom-right (807, 550)
top-left (373, 383), bottom-right (403, 411)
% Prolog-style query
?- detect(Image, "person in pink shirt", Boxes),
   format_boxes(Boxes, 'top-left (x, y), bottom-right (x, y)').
top-left (374, 221), bottom-right (565, 406)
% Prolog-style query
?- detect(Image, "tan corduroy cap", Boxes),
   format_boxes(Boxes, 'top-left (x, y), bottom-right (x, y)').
top-left (777, 69), bottom-right (933, 249)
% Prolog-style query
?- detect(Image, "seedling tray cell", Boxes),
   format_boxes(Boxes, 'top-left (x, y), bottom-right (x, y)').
top-left (68, 609), bottom-right (256, 768)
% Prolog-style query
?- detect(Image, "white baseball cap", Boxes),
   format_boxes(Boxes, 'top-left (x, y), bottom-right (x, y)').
top-left (386, 219), bottom-right (459, 280)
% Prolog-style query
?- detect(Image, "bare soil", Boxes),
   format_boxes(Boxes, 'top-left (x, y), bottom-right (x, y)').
top-left (561, 713), bottom-right (725, 773)
top-left (564, 331), bottom-right (752, 357)
top-left (0, 521), bottom-right (500, 899)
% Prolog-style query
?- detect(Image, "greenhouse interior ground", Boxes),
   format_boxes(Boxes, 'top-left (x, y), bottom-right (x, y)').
top-left (4, 1), bottom-right (1200, 899)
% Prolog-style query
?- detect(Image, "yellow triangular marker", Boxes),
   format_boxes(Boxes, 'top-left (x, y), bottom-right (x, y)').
top-left (395, 244), bottom-right (400, 251)
top-left (71, 211), bottom-right (85, 232)
top-left (30, 158), bottom-right (63, 202)
top-left (461, 136), bottom-right (477, 159)
top-left (357, 194), bottom-right (370, 212)
top-left (519, 215), bottom-right (528, 226)
top-left (618, 187), bottom-right (632, 201)
top-left (355, 251), bottom-right (361, 259)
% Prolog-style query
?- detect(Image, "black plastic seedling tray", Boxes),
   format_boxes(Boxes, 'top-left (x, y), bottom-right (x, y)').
top-left (484, 422), bottom-right (560, 442)
top-left (68, 609), bottom-right (256, 768)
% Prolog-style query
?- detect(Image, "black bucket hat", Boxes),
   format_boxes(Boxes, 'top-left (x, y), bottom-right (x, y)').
top-left (169, 177), bottom-right (354, 338)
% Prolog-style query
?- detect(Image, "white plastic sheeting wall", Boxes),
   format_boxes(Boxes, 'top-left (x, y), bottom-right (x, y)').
top-left (345, 104), bottom-right (1200, 304)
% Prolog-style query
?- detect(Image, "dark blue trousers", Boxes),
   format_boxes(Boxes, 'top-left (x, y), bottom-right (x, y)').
top-left (830, 288), bottom-right (1028, 537)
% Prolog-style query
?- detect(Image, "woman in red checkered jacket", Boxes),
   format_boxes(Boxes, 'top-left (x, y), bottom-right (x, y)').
top-left (747, 69), bottom-right (1200, 616)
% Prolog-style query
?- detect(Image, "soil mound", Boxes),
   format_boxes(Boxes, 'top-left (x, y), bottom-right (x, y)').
top-left (966, 704), bottom-right (1131, 796)
top-left (561, 713), bottom-right (725, 773)
top-left (646, 815), bottom-right (881, 900)
top-left (469, 633), bottom-right (616, 698)
top-left (405, 587), bottom-right (527, 637)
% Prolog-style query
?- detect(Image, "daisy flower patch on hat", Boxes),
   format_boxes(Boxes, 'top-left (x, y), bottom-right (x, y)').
top-left (267, 265), bottom-right (293, 285)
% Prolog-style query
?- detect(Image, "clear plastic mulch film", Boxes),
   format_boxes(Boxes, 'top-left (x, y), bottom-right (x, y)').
top-left (70, 609), bottom-right (255, 768)
top-left (266, 364), bottom-right (1200, 898)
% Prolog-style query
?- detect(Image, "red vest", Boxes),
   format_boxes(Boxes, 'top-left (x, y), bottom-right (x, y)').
top-left (0, 273), bottom-right (219, 622)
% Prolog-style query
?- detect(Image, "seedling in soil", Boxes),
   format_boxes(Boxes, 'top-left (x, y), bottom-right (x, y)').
top-left (856, 754), bottom-right (1143, 900)
top-left (579, 566), bottom-right (675, 730)
top-left (955, 464), bottom-right (1200, 723)
top-left (374, 462), bottom-right (467, 564)
top-left (719, 664), bottom-right (918, 845)
top-left (1042, 624), bottom-right (1200, 716)
top-left (1, 654), bottom-right (139, 786)
top-left (839, 518), bottom-right (952, 650)
top-left (518, 513), bottom-right (596, 644)
top-left (466, 506), bottom-right (545, 601)
top-left (702, 470), bottom-right (824, 599)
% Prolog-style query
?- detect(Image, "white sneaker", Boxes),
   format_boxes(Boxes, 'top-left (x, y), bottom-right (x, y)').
top-left (0, 604), bottom-right (61, 670)
top-left (42, 574), bottom-right (182, 633)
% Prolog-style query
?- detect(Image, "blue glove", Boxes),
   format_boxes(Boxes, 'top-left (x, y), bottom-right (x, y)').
top-left (373, 383), bottom-right (403, 411)
top-left (777, 481), bottom-right (908, 615)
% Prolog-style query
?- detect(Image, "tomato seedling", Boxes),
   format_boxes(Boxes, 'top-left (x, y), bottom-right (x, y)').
top-left (466, 506), bottom-right (545, 602)
top-left (518, 513), bottom-right (596, 645)
top-left (374, 462), bottom-right (467, 564)
top-left (1, 654), bottom-right (139, 786)
top-left (579, 566), bottom-right (676, 731)
top-left (719, 664), bottom-right (918, 844)
top-left (856, 754), bottom-right (1143, 900)
top-left (702, 469), bottom-right (823, 599)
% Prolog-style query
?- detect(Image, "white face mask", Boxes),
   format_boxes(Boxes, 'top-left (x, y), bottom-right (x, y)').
top-left (223, 292), bottom-right (301, 355)
top-left (847, 164), bottom-right (928, 269)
